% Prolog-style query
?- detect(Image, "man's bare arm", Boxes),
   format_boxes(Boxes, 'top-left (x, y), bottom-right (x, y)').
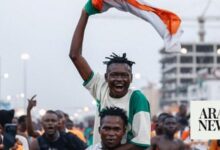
top-left (26, 95), bottom-right (41, 138)
top-left (69, 9), bottom-right (92, 81)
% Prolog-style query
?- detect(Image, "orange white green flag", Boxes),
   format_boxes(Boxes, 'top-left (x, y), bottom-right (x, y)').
top-left (85, 0), bottom-right (183, 52)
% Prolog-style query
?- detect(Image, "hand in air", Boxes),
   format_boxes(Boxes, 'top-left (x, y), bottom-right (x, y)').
top-left (27, 95), bottom-right (37, 111)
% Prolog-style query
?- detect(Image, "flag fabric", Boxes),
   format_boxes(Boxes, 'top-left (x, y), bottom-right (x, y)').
top-left (86, 0), bottom-right (183, 52)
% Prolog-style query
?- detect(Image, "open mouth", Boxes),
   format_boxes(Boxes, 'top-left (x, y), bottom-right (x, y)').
top-left (47, 126), bottom-right (55, 131)
top-left (106, 138), bottom-right (116, 144)
top-left (115, 85), bottom-right (124, 89)
top-left (114, 84), bottom-right (125, 90)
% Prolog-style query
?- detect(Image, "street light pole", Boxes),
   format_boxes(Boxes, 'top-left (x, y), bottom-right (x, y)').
top-left (23, 60), bottom-right (27, 108)
top-left (0, 57), bottom-right (9, 100)
top-left (21, 53), bottom-right (30, 109)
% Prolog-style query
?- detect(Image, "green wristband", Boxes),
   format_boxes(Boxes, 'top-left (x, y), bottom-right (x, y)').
top-left (84, 0), bottom-right (100, 16)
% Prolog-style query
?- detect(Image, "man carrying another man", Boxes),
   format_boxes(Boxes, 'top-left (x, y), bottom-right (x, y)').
top-left (69, 2), bottom-right (151, 149)
top-left (87, 107), bottom-right (128, 150)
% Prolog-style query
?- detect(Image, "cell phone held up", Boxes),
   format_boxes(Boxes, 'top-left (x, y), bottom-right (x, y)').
top-left (3, 124), bottom-right (17, 149)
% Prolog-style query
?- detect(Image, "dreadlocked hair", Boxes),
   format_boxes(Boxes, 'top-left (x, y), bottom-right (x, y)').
top-left (103, 52), bottom-right (135, 68)
top-left (99, 107), bottom-right (128, 126)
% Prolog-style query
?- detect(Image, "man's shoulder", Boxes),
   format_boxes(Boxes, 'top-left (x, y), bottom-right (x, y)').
top-left (35, 134), bottom-right (49, 149)
top-left (62, 131), bottom-right (81, 141)
top-left (83, 72), bottom-right (104, 86)
top-left (129, 90), bottom-right (150, 112)
top-left (131, 90), bottom-right (147, 99)
top-left (151, 135), bottom-right (161, 144)
top-left (64, 132), bottom-right (87, 149)
top-left (36, 134), bottom-right (44, 142)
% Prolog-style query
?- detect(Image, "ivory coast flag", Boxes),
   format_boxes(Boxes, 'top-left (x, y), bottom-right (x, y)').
top-left (87, 0), bottom-right (183, 52)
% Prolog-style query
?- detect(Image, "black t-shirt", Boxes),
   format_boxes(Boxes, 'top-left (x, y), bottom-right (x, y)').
top-left (37, 131), bottom-right (87, 150)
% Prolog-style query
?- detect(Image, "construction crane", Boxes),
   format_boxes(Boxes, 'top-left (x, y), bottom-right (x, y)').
top-left (175, 0), bottom-right (220, 42)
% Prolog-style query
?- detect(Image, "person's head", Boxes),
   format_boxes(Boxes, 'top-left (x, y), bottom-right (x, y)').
top-left (55, 110), bottom-right (66, 131)
top-left (64, 113), bottom-right (69, 121)
top-left (150, 115), bottom-right (157, 131)
top-left (17, 115), bottom-right (27, 132)
top-left (87, 119), bottom-right (94, 128)
top-left (41, 110), bottom-right (59, 137)
top-left (99, 107), bottom-right (128, 149)
top-left (163, 115), bottom-right (178, 137)
top-left (155, 112), bottom-right (169, 135)
top-left (104, 53), bottom-right (135, 98)
top-left (12, 117), bottom-right (18, 125)
top-left (78, 122), bottom-right (84, 130)
top-left (178, 104), bottom-right (187, 117)
top-left (0, 109), bottom-right (15, 131)
top-left (65, 119), bottom-right (74, 130)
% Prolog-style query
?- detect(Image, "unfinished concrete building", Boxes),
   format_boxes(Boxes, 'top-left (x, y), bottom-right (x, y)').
top-left (160, 43), bottom-right (220, 105)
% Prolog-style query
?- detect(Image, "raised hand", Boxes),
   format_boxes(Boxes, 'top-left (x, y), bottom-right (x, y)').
top-left (84, 0), bottom-right (111, 16)
top-left (26, 94), bottom-right (41, 138)
top-left (27, 95), bottom-right (37, 111)
top-left (84, 0), bottom-right (101, 16)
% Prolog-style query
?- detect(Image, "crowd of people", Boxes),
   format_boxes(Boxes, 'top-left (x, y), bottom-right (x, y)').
top-left (1, 1), bottom-right (219, 150)
top-left (150, 104), bottom-right (220, 150)
top-left (0, 96), bottom-right (88, 150)
top-left (1, 100), bottom-right (219, 150)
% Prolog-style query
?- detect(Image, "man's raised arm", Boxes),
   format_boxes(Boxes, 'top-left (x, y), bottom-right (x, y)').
top-left (69, 9), bottom-right (92, 81)
top-left (27, 95), bottom-right (41, 138)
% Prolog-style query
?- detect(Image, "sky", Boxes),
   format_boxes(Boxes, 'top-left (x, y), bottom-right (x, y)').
top-left (0, 0), bottom-right (220, 118)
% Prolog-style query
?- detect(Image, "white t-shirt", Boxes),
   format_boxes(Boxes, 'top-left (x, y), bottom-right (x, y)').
top-left (16, 135), bottom-right (29, 150)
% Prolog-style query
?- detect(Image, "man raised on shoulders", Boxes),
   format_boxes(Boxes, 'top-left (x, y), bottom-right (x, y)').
top-left (69, 2), bottom-right (151, 149)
